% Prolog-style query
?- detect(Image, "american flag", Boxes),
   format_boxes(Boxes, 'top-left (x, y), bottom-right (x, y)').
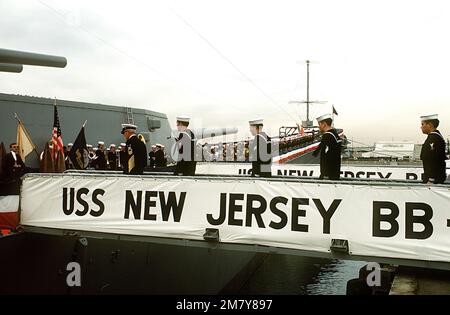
top-left (52, 101), bottom-right (64, 160)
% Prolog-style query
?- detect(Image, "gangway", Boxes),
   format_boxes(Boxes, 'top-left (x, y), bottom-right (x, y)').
top-left (17, 172), bottom-right (450, 271)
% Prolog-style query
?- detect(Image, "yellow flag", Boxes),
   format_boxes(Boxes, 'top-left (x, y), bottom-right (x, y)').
top-left (17, 121), bottom-right (36, 163)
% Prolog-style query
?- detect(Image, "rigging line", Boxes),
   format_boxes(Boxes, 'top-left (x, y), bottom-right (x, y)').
top-left (36, 0), bottom-right (231, 109)
top-left (170, 7), bottom-right (297, 123)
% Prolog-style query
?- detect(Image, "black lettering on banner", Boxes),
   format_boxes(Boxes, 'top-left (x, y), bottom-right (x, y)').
top-left (159, 191), bottom-right (186, 222)
top-left (75, 188), bottom-right (89, 216)
top-left (228, 193), bottom-right (244, 226)
top-left (144, 191), bottom-right (158, 221)
top-left (373, 201), bottom-right (399, 237)
top-left (245, 194), bottom-right (267, 228)
top-left (125, 190), bottom-right (142, 219)
top-left (277, 170), bottom-right (284, 176)
top-left (313, 199), bottom-right (342, 234)
top-left (207, 193), bottom-right (226, 225)
top-left (291, 198), bottom-right (308, 232)
top-left (378, 172), bottom-right (392, 179)
top-left (62, 187), bottom-right (75, 215)
top-left (90, 189), bottom-right (105, 217)
top-left (406, 173), bottom-right (418, 180)
top-left (356, 171), bottom-right (365, 178)
top-left (269, 197), bottom-right (288, 230)
top-left (344, 171), bottom-right (355, 178)
top-left (63, 187), bottom-right (105, 217)
top-left (301, 170), bottom-right (314, 177)
top-left (289, 170), bottom-right (296, 176)
top-left (366, 172), bottom-right (376, 179)
top-left (405, 202), bottom-right (433, 240)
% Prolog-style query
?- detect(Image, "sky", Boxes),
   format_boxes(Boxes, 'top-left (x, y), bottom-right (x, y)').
top-left (1, 0), bottom-right (449, 145)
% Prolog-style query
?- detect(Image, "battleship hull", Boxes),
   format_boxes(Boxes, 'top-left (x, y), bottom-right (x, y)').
top-left (0, 230), bottom-right (265, 294)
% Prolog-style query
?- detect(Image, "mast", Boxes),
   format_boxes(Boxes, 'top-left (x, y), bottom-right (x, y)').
top-left (289, 60), bottom-right (326, 128)
top-left (306, 60), bottom-right (310, 122)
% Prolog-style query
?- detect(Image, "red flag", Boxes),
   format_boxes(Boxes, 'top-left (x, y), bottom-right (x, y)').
top-left (52, 101), bottom-right (64, 161)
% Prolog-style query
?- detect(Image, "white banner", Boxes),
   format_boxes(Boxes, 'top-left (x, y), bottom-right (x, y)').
top-left (196, 162), bottom-right (450, 181)
top-left (0, 196), bottom-right (19, 213)
top-left (20, 174), bottom-right (450, 263)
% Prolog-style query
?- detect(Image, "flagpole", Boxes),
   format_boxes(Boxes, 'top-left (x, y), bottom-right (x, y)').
top-left (332, 104), bottom-right (334, 123)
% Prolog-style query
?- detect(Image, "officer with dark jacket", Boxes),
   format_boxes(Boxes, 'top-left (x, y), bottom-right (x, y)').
top-left (155, 144), bottom-right (167, 167)
top-left (249, 118), bottom-right (272, 177)
top-left (312, 113), bottom-right (342, 180)
top-left (2, 143), bottom-right (26, 180)
top-left (420, 114), bottom-right (447, 184)
top-left (121, 124), bottom-right (147, 175)
top-left (173, 116), bottom-right (197, 176)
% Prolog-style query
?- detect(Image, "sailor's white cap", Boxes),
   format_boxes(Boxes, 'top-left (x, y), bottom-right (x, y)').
top-left (249, 118), bottom-right (264, 126)
top-left (93, 147), bottom-right (98, 151)
top-left (421, 114), bottom-right (438, 121)
top-left (121, 123), bottom-right (137, 134)
top-left (87, 144), bottom-right (93, 148)
top-left (120, 143), bottom-right (126, 146)
top-left (151, 144), bottom-right (157, 148)
top-left (176, 115), bottom-right (190, 123)
top-left (156, 143), bottom-right (163, 147)
top-left (316, 113), bottom-right (332, 122)
top-left (67, 143), bottom-right (73, 146)
top-left (109, 144), bottom-right (116, 147)
top-left (98, 141), bottom-right (105, 145)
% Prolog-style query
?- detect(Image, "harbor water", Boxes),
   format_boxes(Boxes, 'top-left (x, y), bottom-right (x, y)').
top-left (240, 255), bottom-right (367, 295)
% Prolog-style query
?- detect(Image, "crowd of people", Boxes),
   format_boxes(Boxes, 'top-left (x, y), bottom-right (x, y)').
top-left (64, 141), bottom-right (169, 171)
top-left (201, 141), bottom-right (250, 162)
top-left (278, 133), bottom-right (318, 155)
top-left (1, 113), bottom-right (446, 184)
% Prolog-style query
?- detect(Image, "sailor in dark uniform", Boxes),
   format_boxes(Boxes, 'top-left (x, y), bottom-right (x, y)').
top-left (65, 143), bottom-right (74, 169)
top-left (107, 144), bottom-right (118, 170)
top-left (149, 145), bottom-right (157, 168)
top-left (420, 114), bottom-right (447, 184)
top-left (173, 116), bottom-right (197, 176)
top-left (118, 143), bottom-right (127, 171)
top-left (121, 124), bottom-right (148, 175)
top-left (249, 118), bottom-right (272, 178)
top-left (155, 144), bottom-right (167, 167)
top-left (93, 141), bottom-right (107, 170)
top-left (312, 113), bottom-right (342, 180)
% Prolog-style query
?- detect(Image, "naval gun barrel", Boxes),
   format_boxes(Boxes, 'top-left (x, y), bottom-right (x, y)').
top-left (0, 48), bottom-right (67, 68)
top-left (168, 127), bottom-right (239, 140)
top-left (191, 127), bottom-right (238, 139)
top-left (0, 63), bottom-right (23, 73)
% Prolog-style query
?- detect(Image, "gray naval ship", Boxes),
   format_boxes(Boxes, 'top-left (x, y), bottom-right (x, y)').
top-left (0, 92), bottom-right (267, 294)
top-left (0, 49), bottom-right (330, 294)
